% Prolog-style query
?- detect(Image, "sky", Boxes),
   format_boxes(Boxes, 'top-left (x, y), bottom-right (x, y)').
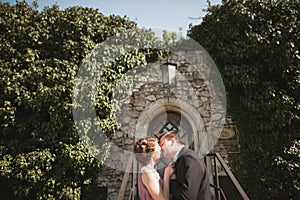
top-left (3, 0), bottom-right (221, 36)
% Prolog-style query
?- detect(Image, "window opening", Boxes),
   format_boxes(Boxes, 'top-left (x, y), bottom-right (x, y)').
top-left (160, 122), bottom-right (178, 133)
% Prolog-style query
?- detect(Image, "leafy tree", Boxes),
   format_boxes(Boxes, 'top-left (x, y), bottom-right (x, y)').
top-left (0, 1), bottom-right (162, 199)
top-left (188, 0), bottom-right (300, 199)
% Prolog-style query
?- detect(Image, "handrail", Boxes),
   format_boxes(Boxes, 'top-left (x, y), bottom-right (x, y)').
top-left (207, 153), bottom-right (250, 200)
top-left (118, 154), bottom-right (134, 200)
top-left (210, 184), bottom-right (227, 200)
top-left (128, 186), bottom-right (135, 200)
top-left (121, 152), bottom-right (249, 200)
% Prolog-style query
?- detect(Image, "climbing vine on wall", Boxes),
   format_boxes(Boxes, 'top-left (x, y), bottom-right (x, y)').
top-left (0, 1), bottom-right (163, 199)
top-left (188, 0), bottom-right (300, 199)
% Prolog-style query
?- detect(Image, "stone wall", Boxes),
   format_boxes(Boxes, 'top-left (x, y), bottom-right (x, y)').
top-left (97, 51), bottom-right (229, 199)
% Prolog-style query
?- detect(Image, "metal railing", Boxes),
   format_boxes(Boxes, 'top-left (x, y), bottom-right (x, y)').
top-left (205, 153), bottom-right (250, 200)
top-left (118, 155), bottom-right (134, 200)
top-left (119, 152), bottom-right (249, 200)
top-left (210, 183), bottom-right (227, 200)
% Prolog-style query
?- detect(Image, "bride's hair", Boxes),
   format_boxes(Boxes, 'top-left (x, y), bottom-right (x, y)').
top-left (134, 136), bottom-right (157, 166)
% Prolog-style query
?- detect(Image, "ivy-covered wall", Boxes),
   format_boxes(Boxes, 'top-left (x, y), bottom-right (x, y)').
top-left (0, 2), bottom-right (162, 199)
top-left (188, 1), bottom-right (300, 199)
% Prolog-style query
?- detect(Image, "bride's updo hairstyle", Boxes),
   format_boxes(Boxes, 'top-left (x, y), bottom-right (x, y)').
top-left (134, 136), bottom-right (158, 166)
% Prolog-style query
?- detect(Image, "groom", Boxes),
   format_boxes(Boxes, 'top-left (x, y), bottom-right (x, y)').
top-left (158, 131), bottom-right (211, 200)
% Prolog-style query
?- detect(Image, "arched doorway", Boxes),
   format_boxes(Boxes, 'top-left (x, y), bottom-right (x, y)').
top-left (147, 110), bottom-right (194, 150)
top-left (133, 98), bottom-right (208, 199)
top-left (147, 110), bottom-right (195, 180)
top-left (135, 98), bottom-right (206, 153)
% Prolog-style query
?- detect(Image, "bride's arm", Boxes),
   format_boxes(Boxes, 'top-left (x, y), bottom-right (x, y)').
top-left (142, 167), bottom-right (173, 200)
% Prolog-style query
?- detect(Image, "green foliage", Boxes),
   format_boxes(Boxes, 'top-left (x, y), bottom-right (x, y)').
top-left (188, 0), bottom-right (300, 199)
top-left (0, 1), bottom-right (162, 199)
top-left (275, 140), bottom-right (300, 191)
top-left (162, 30), bottom-right (180, 46)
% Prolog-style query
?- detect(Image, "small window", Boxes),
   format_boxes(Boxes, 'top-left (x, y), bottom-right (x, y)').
top-left (160, 122), bottom-right (178, 133)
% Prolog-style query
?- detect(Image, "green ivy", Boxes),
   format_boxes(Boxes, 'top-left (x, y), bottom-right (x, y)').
top-left (0, 1), bottom-right (163, 199)
top-left (188, 0), bottom-right (300, 199)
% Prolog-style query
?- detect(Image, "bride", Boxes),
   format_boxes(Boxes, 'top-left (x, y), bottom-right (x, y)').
top-left (134, 136), bottom-right (174, 200)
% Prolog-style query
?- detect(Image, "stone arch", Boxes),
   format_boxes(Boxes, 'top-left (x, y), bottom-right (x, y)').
top-left (135, 97), bottom-right (206, 152)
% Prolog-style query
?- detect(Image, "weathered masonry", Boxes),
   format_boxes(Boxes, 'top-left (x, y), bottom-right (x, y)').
top-left (96, 51), bottom-right (243, 200)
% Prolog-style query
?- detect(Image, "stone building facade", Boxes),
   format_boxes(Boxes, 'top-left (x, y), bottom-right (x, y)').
top-left (97, 50), bottom-right (236, 199)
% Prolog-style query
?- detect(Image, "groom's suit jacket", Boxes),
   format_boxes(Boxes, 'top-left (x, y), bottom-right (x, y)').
top-left (170, 146), bottom-right (211, 200)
